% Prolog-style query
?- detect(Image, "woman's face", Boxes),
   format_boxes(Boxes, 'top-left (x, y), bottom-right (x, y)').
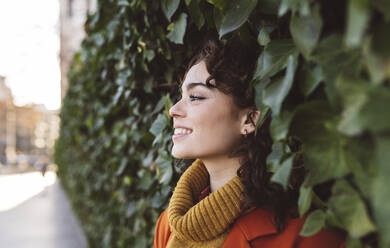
top-left (169, 61), bottom-right (245, 160)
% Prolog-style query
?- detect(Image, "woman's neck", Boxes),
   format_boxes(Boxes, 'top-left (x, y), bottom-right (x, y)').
top-left (201, 156), bottom-right (242, 192)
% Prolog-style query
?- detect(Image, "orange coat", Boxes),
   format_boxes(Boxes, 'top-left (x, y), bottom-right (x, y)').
top-left (154, 208), bottom-right (345, 248)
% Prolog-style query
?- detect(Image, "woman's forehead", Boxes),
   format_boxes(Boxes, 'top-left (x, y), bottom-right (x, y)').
top-left (185, 61), bottom-right (209, 81)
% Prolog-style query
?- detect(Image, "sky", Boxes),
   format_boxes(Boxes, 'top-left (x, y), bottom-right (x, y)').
top-left (0, 0), bottom-right (61, 110)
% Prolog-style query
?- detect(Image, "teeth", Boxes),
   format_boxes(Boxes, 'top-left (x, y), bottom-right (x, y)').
top-left (174, 128), bottom-right (192, 135)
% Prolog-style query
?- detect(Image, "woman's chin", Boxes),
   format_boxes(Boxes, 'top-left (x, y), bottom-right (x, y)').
top-left (171, 147), bottom-right (195, 159)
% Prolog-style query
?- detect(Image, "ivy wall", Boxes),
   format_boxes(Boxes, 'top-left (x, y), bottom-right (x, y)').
top-left (55, 0), bottom-right (390, 247)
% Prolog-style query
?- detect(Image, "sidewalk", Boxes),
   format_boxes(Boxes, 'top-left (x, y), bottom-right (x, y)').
top-left (0, 172), bottom-right (87, 248)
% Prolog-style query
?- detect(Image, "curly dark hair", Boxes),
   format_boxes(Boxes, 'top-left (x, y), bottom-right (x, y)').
top-left (177, 33), bottom-right (306, 232)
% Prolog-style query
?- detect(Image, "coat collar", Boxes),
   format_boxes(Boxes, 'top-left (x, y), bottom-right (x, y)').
top-left (234, 208), bottom-right (278, 241)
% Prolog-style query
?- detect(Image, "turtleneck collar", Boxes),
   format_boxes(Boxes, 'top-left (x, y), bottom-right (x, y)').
top-left (167, 159), bottom-right (248, 247)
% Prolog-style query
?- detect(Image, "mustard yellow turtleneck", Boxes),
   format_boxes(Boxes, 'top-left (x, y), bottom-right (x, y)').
top-left (167, 159), bottom-right (248, 248)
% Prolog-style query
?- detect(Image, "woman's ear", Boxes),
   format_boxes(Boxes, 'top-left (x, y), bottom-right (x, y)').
top-left (240, 109), bottom-right (260, 135)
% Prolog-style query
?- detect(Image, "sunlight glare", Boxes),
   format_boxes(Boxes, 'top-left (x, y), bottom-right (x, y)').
top-left (0, 171), bottom-right (57, 212)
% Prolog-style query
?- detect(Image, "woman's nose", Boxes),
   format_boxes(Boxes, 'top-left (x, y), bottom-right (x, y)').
top-left (169, 99), bottom-right (185, 118)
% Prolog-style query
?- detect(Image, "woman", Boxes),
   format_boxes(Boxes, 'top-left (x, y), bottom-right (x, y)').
top-left (154, 35), bottom-right (345, 248)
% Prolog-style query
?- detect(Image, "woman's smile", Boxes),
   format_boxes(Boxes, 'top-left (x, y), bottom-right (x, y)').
top-left (172, 126), bottom-right (193, 140)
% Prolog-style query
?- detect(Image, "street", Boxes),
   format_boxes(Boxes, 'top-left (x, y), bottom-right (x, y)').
top-left (0, 172), bottom-right (87, 248)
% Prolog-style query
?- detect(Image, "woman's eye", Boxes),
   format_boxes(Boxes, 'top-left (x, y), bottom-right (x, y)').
top-left (189, 95), bottom-right (205, 101)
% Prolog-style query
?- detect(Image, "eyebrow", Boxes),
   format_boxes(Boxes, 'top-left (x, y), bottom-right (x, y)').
top-left (180, 82), bottom-right (211, 93)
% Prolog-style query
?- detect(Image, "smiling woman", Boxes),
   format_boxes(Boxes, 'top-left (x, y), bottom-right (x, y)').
top-left (154, 34), bottom-right (345, 248)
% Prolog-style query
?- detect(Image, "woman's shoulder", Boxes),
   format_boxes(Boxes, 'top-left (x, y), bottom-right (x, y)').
top-left (154, 210), bottom-right (171, 248)
top-left (223, 208), bottom-right (345, 248)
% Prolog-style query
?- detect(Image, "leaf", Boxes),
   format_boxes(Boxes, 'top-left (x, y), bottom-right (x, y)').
top-left (328, 180), bottom-right (376, 238)
top-left (270, 111), bottom-right (294, 141)
top-left (270, 156), bottom-right (293, 190)
top-left (290, 4), bottom-right (322, 58)
top-left (344, 0), bottom-right (370, 48)
top-left (149, 114), bottom-right (168, 136)
top-left (254, 78), bottom-right (270, 109)
top-left (371, 137), bottom-right (390, 247)
top-left (213, 7), bottom-right (223, 31)
top-left (279, 0), bottom-right (309, 17)
top-left (206, 0), bottom-right (225, 9)
top-left (126, 202), bottom-right (137, 217)
top-left (218, 0), bottom-right (258, 38)
top-left (312, 34), bottom-right (362, 106)
top-left (115, 157), bottom-right (128, 176)
top-left (254, 39), bottom-right (296, 80)
top-left (266, 142), bottom-right (284, 172)
top-left (156, 151), bottom-right (173, 185)
top-left (257, 27), bottom-right (271, 46)
top-left (335, 76), bottom-right (369, 136)
top-left (345, 237), bottom-right (363, 248)
top-left (358, 86), bottom-right (390, 133)
top-left (297, 64), bottom-right (323, 98)
top-left (167, 13), bottom-right (188, 44)
top-left (161, 0), bottom-right (180, 21)
top-left (362, 39), bottom-right (386, 85)
top-left (138, 170), bottom-right (153, 190)
top-left (300, 209), bottom-right (325, 237)
top-left (298, 184), bottom-right (313, 217)
top-left (187, 0), bottom-right (205, 29)
top-left (290, 101), bottom-right (351, 185)
top-left (163, 94), bottom-right (173, 119)
top-left (263, 54), bottom-right (298, 115)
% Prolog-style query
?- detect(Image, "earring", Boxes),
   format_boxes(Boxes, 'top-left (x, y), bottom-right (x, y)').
top-left (243, 129), bottom-right (248, 138)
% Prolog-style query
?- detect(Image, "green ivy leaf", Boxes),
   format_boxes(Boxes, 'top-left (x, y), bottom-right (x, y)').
top-left (206, 0), bottom-right (225, 9)
top-left (167, 13), bottom-right (188, 44)
top-left (254, 39), bottom-right (296, 80)
top-left (156, 151), bottom-right (173, 185)
top-left (362, 39), bottom-right (386, 85)
top-left (345, 237), bottom-right (363, 248)
top-left (297, 64), bottom-right (323, 98)
top-left (150, 114), bottom-right (168, 136)
top-left (279, 0), bottom-right (309, 17)
top-left (300, 209), bottom-right (325, 237)
top-left (345, 0), bottom-right (370, 48)
top-left (266, 142), bottom-right (284, 172)
top-left (335, 76), bottom-right (369, 136)
top-left (290, 4), bottom-right (322, 58)
top-left (270, 111), bottom-right (294, 141)
top-left (161, 0), bottom-right (180, 21)
top-left (372, 137), bottom-right (390, 247)
top-left (270, 156), bottom-right (293, 190)
top-left (298, 184), bottom-right (313, 217)
top-left (218, 0), bottom-right (258, 38)
top-left (257, 27), bottom-right (271, 46)
top-left (137, 170), bottom-right (154, 191)
top-left (329, 180), bottom-right (376, 238)
top-left (312, 34), bottom-right (362, 106)
top-left (290, 101), bottom-right (351, 185)
top-left (263, 54), bottom-right (298, 115)
top-left (187, 0), bottom-right (205, 29)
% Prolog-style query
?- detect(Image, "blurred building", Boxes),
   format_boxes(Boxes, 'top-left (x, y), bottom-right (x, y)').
top-left (59, 0), bottom-right (97, 100)
top-left (0, 76), bottom-right (14, 165)
top-left (0, 76), bottom-right (59, 166)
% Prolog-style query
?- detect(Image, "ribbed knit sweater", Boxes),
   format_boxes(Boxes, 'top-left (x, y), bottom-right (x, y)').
top-left (167, 159), bottom-right (248, 248)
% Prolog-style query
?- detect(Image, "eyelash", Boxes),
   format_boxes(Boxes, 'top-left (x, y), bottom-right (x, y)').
top-left (189, 95), bottom-right (205, 101)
